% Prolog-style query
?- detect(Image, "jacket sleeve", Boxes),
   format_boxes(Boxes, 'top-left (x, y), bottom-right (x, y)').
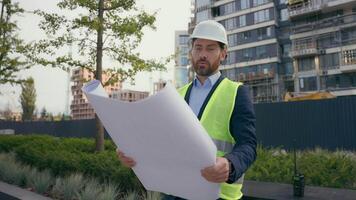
top-left (224, 85), bottom-right (257, 183)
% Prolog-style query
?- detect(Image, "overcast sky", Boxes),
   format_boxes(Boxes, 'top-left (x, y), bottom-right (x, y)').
top-left (0, 0), bottom-right (192, 115)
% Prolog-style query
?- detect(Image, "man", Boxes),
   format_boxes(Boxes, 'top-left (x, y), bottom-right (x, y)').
top-left (117, 20), bottom-right (257, 200)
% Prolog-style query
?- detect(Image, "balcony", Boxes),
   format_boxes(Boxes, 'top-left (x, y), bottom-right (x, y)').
top-left (288, 0), bottom-right (324, 18)
top-left (290, 37), bottom-right (324, 57)
top-left (340, 49), bottom-right (356, 72)
top-left (291, 14), bottom-right (356, 35)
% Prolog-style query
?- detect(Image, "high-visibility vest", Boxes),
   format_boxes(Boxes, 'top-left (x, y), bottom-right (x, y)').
top-left (178, 77), bottom-right (244, 200)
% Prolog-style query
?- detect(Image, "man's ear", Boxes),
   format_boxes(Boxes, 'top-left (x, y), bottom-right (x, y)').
top-left (220, 48), bottom-right (227, 62)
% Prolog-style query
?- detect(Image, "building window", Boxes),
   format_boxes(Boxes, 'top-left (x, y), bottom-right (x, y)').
top-left (282, 44), bottom-right (291, 57)
top-left (228, 34), bottom-right (238, 47)
top-left (299, 77), bottom-right (317, 91)
top-left (298, 57), bottom-right (315, 71)
top-left (196, 0), bottom-right (211, 8)
top-left (254, 9), bottom-right (270, 23)
top-left (279, 0), bottom-right (287, 4)
top-left (241, 0), bottom-right (250, 10)
top-left (239, 15), bottom-right (246, 27)
top-left (257, 27), bottom-right (272, 40)
top-left (280, 9), bottom-right (289, 21)
top-left (196, 10), bottom-right (209, 23)
top-left (320, 53), bottom-right (340, 69)
top-left (180, 46), bottom-right (189, 55)
top-left (179, 36), bottom-right (189, 45)
top-left (253, 0), bottom-right (269, 6)
top-left (227, 51), bottom-right (237, 64)
top-left (224, 17), bottom-right (237, 30)
top-left (285, 62), bottom-right (293, 75)
top-left (242, 31), bottom-right (251, 40)
top-left (180, 57), bottom-right (189, 66)
top-left (256, 46), bottom-right (267, 59)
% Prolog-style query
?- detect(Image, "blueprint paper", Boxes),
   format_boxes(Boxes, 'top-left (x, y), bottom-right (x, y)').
top-left (82, 80), bottom-right (219, 200)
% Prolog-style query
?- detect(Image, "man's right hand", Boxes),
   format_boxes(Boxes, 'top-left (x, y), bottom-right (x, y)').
top-left (116, 148), bottom-right (136, 168)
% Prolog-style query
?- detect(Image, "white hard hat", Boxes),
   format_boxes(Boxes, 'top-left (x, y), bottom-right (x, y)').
top-left (191, 20), bottom-right (228, 46)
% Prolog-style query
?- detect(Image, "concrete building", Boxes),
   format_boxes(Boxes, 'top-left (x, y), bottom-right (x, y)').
top-left (288, 0), bottom-right (356, 96)
top-left (191, 0), bottom-right (289, 103)
top-left (174, 31), bottom-right (191, 88)
top-left (153, 80), bottom-right (168, 94)
top-left (112, 90), bottom-right (149, 102)
top-left (70, 67), bottom-right (121, 120)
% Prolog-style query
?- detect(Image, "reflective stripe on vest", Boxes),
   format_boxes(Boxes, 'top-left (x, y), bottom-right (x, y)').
top-left (178, 78), bottom-right (244, 200)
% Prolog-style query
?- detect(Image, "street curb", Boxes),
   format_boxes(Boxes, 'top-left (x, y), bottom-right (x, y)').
top-left (0, 181), bottom-right (52, 200)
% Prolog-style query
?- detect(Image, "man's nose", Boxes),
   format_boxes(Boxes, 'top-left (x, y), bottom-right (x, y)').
top-left (199, 50), bottom-right (208, 60)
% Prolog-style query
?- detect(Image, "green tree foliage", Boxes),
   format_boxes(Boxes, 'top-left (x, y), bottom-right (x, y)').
top-left (0, 0), bottom-right (33, 84)
top-left (31, 0), bottom-right (167, 151)
top-left (20, 77), bottom-right (36, 121)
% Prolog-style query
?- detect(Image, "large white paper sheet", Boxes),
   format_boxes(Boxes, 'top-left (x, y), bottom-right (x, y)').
top-left (82, 80), bottom-right (219, 200)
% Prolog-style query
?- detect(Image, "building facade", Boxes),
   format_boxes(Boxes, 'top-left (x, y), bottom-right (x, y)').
top-left (112, 90), bottom-right (149, 102)
top-left (288, 0), bottom-right (356, 96)
top-left (192, 0), bottom-right (291, 103)
top-left (70, 68), bottom-right (121, 120)
top-left (189, 0), bottom-right (356, 102)
top-left (174, 31), bottom-right (191, 88)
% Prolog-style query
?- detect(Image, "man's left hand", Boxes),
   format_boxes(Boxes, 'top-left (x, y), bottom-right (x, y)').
top-left (201, 157), bottom-right (230, 183)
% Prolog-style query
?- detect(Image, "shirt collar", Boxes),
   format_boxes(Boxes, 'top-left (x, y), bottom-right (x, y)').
top-left (193, 71), bottom-right (221, 87)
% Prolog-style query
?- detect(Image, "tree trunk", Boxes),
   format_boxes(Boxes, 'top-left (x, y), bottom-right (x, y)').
top-left (95, 0), bottom-right (105, 152)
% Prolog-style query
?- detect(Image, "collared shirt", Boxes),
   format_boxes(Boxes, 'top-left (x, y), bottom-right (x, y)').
top-left (189, 71), bottom-right (221, 116)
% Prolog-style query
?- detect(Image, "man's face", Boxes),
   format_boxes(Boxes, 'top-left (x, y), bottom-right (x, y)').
top-left (190, 38), bottom-right (227, 77)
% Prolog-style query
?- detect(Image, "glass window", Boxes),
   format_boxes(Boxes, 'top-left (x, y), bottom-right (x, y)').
top-left (228, 34), bottom-right (238, 47)
top-left (225, 17), bottom-right (237, 30)
top-left (257, 27), bottom-right (271, 40)
top-left (282, 44), bottom-right (291, 57)
top-left (241, 0), bottom-right (250, 10)
top-left (285, 62), bottom-right (293, 75)
top-left (256, 46), bottom-right (267, 58)
top-left (254, 9), bottom-right (270, 23)
top-left (180, 57), bottom-right (189, 66)
top-left (254, 0), bottom-right (269, 6)
top-left (298, 57), bottom-right (315, 71)
top-left (300, 77), bottom-right (317, 91)
top-left (239, 15), bottom-right (246, 27)
top-left (196, 10), bottom-right (209, 23)
top-left (180, 46), bottom-right (189, 55)
top-left (179, 36), bottom-right (189, 45)
top-left (243, 31), bottom-right (251, 40)
top-left (320, 53), bottom-right (340, 69)
top-left (196, 0), bottom-right (211, 8)
top-left (279, 0), bottom-right (287, 4)
top-left (227, 51), bottom-right (237, 64)
top-left (280, 9), bottom-right (289, 21)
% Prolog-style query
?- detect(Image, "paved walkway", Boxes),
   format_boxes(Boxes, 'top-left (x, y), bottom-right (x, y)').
top-left (243, 180), bottom-right (356, 200)
top-left (0, 181), bottom-right (52, 200)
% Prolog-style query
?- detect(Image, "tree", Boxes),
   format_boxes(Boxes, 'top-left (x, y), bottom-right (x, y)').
top-left (32, 0), bottom-right (168, 151)
top-left (0, 0), bottom-right (33, 84)
top-left (20, 77), bottom-right (36, 121)
top-left (40, 107), bottom-right (47, 120)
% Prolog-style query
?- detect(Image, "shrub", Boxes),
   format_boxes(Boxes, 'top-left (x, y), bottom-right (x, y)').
top-left (76, 179), bottom-right (101, 200)
top-left (52, 173), bottom-right (84, 200)
top-left (98, 183), bottom-right (120, 200)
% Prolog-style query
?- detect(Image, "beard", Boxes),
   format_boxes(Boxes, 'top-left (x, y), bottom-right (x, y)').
top-left (192, 58), bottom-right (220, 77)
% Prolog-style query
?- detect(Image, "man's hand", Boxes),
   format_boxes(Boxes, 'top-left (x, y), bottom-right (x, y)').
top-left (201, 157), bottom-right (230, 183)
top-left (116, 148), bottom-right (136, 168)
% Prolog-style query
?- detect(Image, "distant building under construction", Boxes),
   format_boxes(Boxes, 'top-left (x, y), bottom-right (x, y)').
top-left (112, 90), bottom-right (149, 102)
top-left (70, 68), bottom-right (121, 120)
top-left (189, 0), bottom-right (356, 103)
top-left (288, 0), bottom-right (356, 96)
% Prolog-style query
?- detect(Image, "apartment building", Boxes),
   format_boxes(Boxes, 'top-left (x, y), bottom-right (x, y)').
top-left (174, 31), bottom-right (191, 88)
top-left (191, 0), bottom-right (292, 102)
top-left (112, 90), bottom-right (149, 102)
top-left (288, 0), bottom-right (356, 96)
top-left (70, 68), bottom-right (121, 120)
